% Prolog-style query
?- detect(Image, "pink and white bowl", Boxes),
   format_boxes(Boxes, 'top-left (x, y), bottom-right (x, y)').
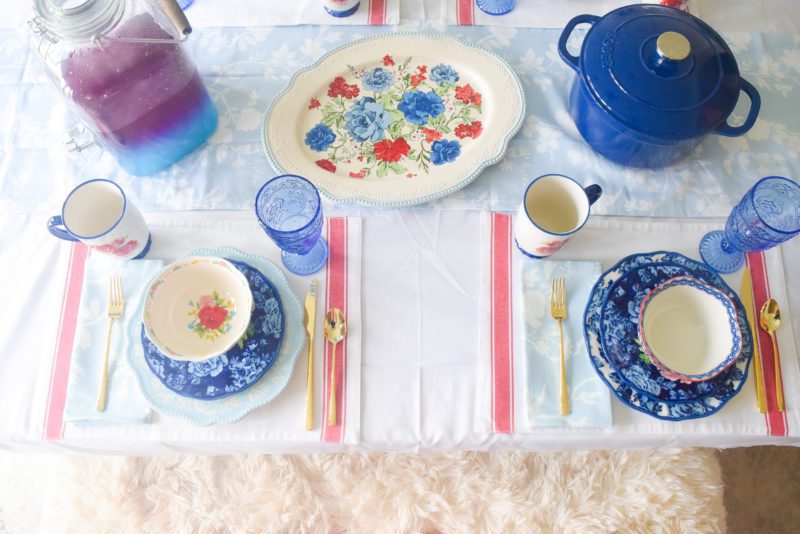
top-left (638, 275), bottom-right (743, 383)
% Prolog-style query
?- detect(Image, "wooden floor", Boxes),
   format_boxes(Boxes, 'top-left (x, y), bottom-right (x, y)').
top-left (721, 446), bottom-right (800, 533)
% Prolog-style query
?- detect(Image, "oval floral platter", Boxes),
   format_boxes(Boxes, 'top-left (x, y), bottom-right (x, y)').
top-left (262, 33), bottom-right (526, 207)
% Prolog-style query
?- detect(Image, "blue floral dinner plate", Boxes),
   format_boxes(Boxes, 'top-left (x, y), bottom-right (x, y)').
top-left (141, 259), bottom-right (284, 401)
top-left (584, 251), bottom-right (752, 421)
top-left (126, 247), bottom-right (305, 425)
top-left (599, 261), bottom-right (743, 404)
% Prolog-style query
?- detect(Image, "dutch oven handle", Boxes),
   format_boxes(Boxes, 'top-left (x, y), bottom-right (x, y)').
top-left (558, 14), bottom-right (601, 73)
top-left (716, 78), bottom-right (761, 137)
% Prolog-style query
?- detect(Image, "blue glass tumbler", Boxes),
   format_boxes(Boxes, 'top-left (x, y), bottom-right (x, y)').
top-left (700, 176), bottom-right (800, 274)
top-left (255, 175), bottom-right (328, 276)
top-left (476, 0), bottom-right (516, 16)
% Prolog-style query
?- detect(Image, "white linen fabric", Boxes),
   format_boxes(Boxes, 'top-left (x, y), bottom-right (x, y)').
top-left (2, 0), bottom-right (800, 453)
top-left (63, 257), bottom-right (164, 425)
top-left (186, 0), bottom-right (400, 27)
top-left (5, 0), bottom-right (795, 31)
top-left (2, 211), bottom-right (800, 453)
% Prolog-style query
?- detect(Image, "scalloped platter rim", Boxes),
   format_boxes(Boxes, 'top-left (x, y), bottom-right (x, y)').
top-left (262, 33), bottom-right (526, 207)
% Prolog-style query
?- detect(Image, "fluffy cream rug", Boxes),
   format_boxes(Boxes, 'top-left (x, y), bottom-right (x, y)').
top-left (0, 449), bottom-right (724, 533)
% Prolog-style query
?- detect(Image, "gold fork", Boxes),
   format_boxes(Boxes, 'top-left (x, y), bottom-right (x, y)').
top-left (96, 275), bottom-right (124, 412)
top-left (550, 277), bottom-right (569, 416)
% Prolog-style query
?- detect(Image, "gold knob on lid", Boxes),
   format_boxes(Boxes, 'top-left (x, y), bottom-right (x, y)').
top-left (656, 31), bottom-right (691, 61)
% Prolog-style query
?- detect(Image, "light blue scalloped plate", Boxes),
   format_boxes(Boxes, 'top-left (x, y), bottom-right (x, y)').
top-left (125, 247), bottom-right (304, 425)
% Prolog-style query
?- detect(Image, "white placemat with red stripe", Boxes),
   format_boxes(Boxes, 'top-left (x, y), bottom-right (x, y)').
top-left (410, 0), bottom-right (696, 28)
top-left (185, 0), bottom-right (398, 26)
top-left (476, 213), bottom-right (799, 437)
top-left (43, 213), bottom-right (362, 446)
top-left (746, 251), bottom-right (789, 437)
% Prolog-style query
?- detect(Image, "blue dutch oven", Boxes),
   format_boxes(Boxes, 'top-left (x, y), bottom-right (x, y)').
top-left (558, 4), bottom-right (760, 168)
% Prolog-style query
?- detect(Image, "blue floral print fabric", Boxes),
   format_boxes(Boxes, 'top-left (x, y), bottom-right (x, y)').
top-left (2, 26), bottom-right (798, 216)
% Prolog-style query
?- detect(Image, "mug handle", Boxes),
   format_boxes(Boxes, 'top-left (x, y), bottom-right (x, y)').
top-left (47, 215), bottom-right (79, 242)
top-left (558, 14), bottom-right (601, 73)
top-left (584, 185), bottom-right (603, 205)
top-left (716, 78), bottom-right (761, 137)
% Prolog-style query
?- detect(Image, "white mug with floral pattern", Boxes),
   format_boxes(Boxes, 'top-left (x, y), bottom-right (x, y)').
top-left (323, 0), bottom-right (360, 17)
top-left (514, 174), bottom-right (602, 258)
top-left (47, 179), bottom-right (151, 259)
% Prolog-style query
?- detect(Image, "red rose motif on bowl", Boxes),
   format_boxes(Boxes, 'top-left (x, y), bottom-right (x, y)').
top-left (198, 305), bottom-right (229, 331)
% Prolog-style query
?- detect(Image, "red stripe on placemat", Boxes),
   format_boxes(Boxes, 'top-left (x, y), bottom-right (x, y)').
top-left (746, 251), bottom-right (788, 437)
top-left (456, 0), bottom-right (475, 25)
top-left (491, 213), bottom-right (514, 433)
top-left (368, 0), bottom-right (387, 25)
top-left (43, 243), bottom-right (90, 440)
top-left (321, 218), bottom-right (348, 443)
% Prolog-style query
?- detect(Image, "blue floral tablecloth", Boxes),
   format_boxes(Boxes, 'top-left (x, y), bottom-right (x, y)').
top-left (1, 25), bottom-right (798, 216)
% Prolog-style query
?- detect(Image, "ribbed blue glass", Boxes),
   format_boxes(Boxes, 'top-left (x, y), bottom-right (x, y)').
top-left (476, 0), bottom-right (515, 16)
top-left (700, 176), bottom-right (800, 273)
top-left (255, 175), bottom-right (328, 275)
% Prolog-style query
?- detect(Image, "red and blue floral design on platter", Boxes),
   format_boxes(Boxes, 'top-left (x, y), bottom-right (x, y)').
top-left (304, 56), bottom-right (484, 180)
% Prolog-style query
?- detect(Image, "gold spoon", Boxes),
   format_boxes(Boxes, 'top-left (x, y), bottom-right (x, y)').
top-left (323, 308), bottom-right (347, 426)
top-left (759, 299), bottom-right (784, 412)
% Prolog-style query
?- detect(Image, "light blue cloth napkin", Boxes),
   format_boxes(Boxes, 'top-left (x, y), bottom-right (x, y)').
top-left (63, 256), bottom-right (164, 425)
top-left (521, 260), bottom-right (612, 428)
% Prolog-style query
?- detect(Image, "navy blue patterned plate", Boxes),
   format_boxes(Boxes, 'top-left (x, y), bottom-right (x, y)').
top-left (599, 262), bottom-right (739, 404)
top-left (141, 259), bottom-right (284, 401)
top-left (584, 251), bottom-right (752, 421)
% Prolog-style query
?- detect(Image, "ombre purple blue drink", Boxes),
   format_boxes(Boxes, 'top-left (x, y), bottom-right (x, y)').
top-left (61, 13), bottom-right (217, 176)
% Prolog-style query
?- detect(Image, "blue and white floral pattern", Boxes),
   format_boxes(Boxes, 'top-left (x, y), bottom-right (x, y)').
top-left (126, 247), bottom-right (305, 425)
top-left (397, 90), bottom-right (446, 126)
top-left (10, 26), bottom-right (799, 214)
top-left (429, 63), bottom-right (460, 85)
top-left (584, 251), bottom-right (753, 420)
top-left (304, 123), bottom-right (337, 152)
top-left (343, 97), bottom-right (393, 142)
top-left (362, 67), bottom-right (395, 93)
top-left (600, 263), bottom-right (740, 404)
top-left (141, 259), bottom-right (284, 401)
top-left (430, 139), bottom-right (461, 165)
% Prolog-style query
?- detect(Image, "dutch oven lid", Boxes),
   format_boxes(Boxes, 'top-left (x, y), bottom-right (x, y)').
top-left (579, 5), bottom-right (741, 140)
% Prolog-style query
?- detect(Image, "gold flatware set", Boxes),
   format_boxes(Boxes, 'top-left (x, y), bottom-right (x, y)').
top-left (303, 279), bottom-right (348, 430)
top-left (741, 268), bottom-right (785, 413)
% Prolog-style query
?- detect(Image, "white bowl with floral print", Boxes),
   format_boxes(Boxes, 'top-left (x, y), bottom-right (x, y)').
top-left (143, 257), bottom-right (253, 362)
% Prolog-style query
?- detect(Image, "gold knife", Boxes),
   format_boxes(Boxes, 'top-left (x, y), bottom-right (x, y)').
top-left (741, 268), bottom-right (767, 413)
top-left (304, 279), bottom-right (318, 430)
